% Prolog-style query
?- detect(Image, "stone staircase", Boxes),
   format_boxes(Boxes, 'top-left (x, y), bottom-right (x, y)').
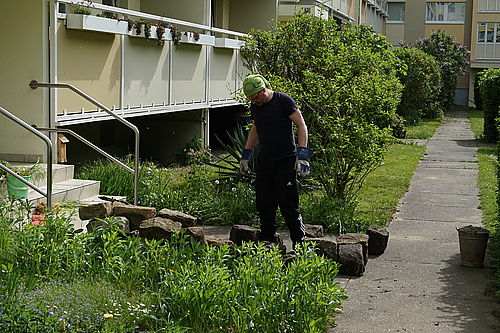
top-left (27, 163), bottom-right (103, 205)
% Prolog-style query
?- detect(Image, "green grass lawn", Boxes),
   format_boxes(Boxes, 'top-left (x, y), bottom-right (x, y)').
top-left (356, 118), bottom-right (442, 227)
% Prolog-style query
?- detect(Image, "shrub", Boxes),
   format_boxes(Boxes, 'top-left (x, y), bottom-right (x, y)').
top-left (473, 70), bottom-right (486, 110)
top-left (400, 30), bottom-right (470, 111)
top-left (392, 47), bottom-right (442, 124)
top-left (479, 68), bottom-right (500, 142)
top-left (241, 15), bottom-right (402, 219)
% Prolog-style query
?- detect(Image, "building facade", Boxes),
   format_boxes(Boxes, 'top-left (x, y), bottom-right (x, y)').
top-left (0, 0), bottom-right (276, 166)
top-left (385, 0), bottom-right (500, 106)
top-left (278, 0), bottom-right (388, 33)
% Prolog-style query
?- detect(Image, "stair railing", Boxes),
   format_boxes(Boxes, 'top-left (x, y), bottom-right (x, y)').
top-left (35, 126), bottom-right (134, 178)
top-left (0, 107), bottom-right (53, 209)
top-left (29, 80), bottom-right (139, 205)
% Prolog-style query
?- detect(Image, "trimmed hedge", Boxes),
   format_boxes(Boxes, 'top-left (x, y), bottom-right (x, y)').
top-left (473, 70), bottom-right (486, 110)
top-left (479, 68), bottom-right (500, 142)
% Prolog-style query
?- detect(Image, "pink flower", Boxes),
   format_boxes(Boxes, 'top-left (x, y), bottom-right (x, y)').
top-left (31, 214), bottom-right (46, 226)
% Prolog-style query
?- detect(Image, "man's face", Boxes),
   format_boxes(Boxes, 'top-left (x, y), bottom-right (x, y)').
top-left (247, 90), bottom-right (263, 106)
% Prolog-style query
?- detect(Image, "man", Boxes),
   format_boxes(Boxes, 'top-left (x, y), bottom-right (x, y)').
top-left (240, 74), bottom-right (313, 249)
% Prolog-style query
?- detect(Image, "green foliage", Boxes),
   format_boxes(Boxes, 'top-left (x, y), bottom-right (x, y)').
top-left (401, 30), bottom-right (470, 110)
top-left (72, 6), bottom-right (92, 15)
top-left (0, 203), bottom-right (346, 332)
top-left (76, 157), bottom-right (257, 225)
top-left (405, 118), bottom-right (442, 139)
top-left (392, 47), bottom-right (442, 124)
top-left (473, 70), bottom-right (486, 110)
top-left (468, 109), bottom-right (500, 296)
top-left (240, 15), bottom-right (402, 215)
top-left (176, 137), bottom-right (210, 166)
top-left (478, 68), bottom-right (500, 142)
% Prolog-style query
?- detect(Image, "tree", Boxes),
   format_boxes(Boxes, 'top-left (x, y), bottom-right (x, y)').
top-left (400, 30), bottom-right (470, 111)
top-left (241, 15), bottom-right (403, 231)
top-left (392, 47), bottom-right (442, 124)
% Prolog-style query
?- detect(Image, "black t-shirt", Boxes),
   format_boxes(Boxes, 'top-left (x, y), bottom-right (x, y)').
top-left (250, 91), bottom-right (298, 160)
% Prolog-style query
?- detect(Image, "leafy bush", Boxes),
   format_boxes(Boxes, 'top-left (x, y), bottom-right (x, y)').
top-left (241, 15), bottom-right (402, 220)
top-left (400, 30), bottom-right (470, 110)
top-left (392, 47), bottom-right (442, 124)
top-left (473, 70), bottom-right (486, 110)
top-left (478, 68), bottom-right (500, 142)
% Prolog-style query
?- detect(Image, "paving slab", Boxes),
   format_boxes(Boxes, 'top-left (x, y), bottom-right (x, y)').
top-left (329, 109), bottom-right (500, 333)
top-left (398, 192), bottom-right (480, 208)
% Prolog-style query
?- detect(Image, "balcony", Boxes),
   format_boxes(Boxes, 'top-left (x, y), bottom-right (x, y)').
top-left (53, 0), bottom-right (248, 126)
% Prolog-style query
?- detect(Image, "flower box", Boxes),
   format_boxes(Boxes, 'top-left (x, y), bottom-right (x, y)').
top-left (128, 25), bottom-right (172, 42)
top-left (214, 37), bottom-right (242, 49)
top-left (180, 32), bottom-right (215, 46)
top-left (66, 14), bottom-right (129, 35)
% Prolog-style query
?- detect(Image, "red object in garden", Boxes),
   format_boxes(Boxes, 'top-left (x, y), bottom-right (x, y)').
top-left (31, 214), bottom-right (46, 226)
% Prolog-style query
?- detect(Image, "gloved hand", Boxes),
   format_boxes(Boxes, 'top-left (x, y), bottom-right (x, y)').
top-left (240, 149), bottom-right (253, 175)
top-left (295, 147), bottom-right (313, 177)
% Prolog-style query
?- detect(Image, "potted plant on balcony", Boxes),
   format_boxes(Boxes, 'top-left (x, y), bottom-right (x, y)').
top-left (0, 160), bottom-right (44, 199)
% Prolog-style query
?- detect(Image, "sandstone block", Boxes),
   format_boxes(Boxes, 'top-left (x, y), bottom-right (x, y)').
top-left (79, 202), bottom-right (112, 220)
top-left (158, 208), bottom-right (197, 227)
top-left (139, 217), bottom-right (181, 240)
top-left (113, 204), bottom-right (156, 230)
top-left (338, 243), bottom-right (365, 276)
top-left (366, 225), bottom-right (389, 255)
top-left (305, 224), bottom-right (324, 238)
top-left (337, 233), bottom-right (369, 264)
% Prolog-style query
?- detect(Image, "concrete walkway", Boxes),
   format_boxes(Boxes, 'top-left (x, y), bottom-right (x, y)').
top-left (329, 109), bottom-right (500, 332)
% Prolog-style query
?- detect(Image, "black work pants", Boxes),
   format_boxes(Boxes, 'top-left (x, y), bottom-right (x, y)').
top-left (255, 156), bottom-right (305, 243)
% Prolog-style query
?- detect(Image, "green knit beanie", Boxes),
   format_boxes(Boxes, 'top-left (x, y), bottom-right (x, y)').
top-left (243, 74), bottom-right (271, 97)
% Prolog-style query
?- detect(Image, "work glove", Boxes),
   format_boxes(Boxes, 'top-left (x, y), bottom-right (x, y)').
top-left (295, 147), bottom-right (313, 177)
top-left (240, 149), bottom-right (253, 175)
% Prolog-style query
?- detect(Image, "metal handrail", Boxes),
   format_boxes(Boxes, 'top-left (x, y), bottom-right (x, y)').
top-left (35, 127), bottom-right (134, 173)
top-left (29, 80), bottom-right (139, 205)
top-left (0, 107), bottom-right (53, 209)
top-left (57, 0), bottom-right (247, 38)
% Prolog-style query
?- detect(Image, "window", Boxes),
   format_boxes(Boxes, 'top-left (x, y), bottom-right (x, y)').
top-left (477, 23), bottom-right (500, 59)
top-left (478, 0), bottom-right (500, 11)
top-left (426, 2), bottom-right (465, 23)
top-left (387, 2), bottom-right (405, 22)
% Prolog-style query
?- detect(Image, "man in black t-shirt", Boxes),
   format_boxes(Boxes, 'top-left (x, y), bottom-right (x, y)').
top-left (240, 74), bottom-right (313, 249)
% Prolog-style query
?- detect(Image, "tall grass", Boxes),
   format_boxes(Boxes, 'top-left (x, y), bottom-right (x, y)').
top-left (468, 109), bottom-right (500, 295)
top-left (0, 204), bottom-right (346, 332)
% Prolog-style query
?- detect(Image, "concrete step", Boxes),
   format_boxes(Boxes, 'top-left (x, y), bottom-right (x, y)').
top-left (29, 178), bottom-right (101, 205)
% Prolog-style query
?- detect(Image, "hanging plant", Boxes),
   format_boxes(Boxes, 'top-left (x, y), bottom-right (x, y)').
top-left (126, 18), bottom-right (134, 32)
top-left (133, 19), bottom-right (151, 40)
top-left (170, 25), bottom-right (181, 46)
top-left (156, 24), bottom-right (165, 46)
top-left (192, 31), bottom-right (200, 41)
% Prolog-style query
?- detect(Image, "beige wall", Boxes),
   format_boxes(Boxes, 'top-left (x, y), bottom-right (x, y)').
top-left (0, 0), bottom-right (49, 161)
top-left (229, 0), bottom-right (277, 33)
top-left (425, 24), bottom-right (465, 42)
top-left (124, 36), bottom-right (171, 107)
top-left (386, 23), bottom-right (405, 44)
top-left (141, 0), bottom-right (208, 27)
top-left (210, 48), bottom-right (238, 99)
top-left (58, 22), bottom-right (122, 114)
top-left (404, 0), bottom-right (426, 43)
top-left (172, 44), bottom-right (207, 102)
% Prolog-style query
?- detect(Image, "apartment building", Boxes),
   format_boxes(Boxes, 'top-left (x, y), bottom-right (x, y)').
top-left (278, 0), bottom-right (388, 33)
top-left (469, 0), bottom-right (500, 104)
top-left (0, 0), bottom-right (277, 167)
top-left (385, 0), bottom-right (500, 106)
